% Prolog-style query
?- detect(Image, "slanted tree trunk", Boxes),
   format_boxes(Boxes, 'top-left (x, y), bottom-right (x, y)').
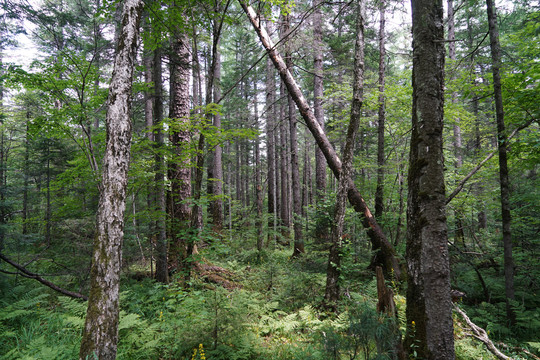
top-left (324, 0), bottom-right (364, 307)
top-left (404, 0), bottom-right (455, 358)
top-left (374, 0), bottom-right (386, 221)
top-left (79, 0), bottom-right (144, 357)
top-left (239, 1), bottom-right (402, 280)
top-left (169, 22), bottom-right (192, 281)
top-left (486, 0), bottom-right (515, 326)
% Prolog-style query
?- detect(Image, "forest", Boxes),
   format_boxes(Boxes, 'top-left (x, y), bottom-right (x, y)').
top-left (0, 0), bottom-right (538, 358)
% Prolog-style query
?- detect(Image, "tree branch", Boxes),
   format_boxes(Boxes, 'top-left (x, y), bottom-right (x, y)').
top-left (453, 305), bottom-right (510, 360)
top-left (0, 253), bottom-right (88, 300)
top-left (446, 118), bottom-right (536, 204)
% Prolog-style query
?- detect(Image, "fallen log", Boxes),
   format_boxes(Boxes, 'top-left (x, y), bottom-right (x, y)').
top-left (453, 304), bottom-right (510, 360)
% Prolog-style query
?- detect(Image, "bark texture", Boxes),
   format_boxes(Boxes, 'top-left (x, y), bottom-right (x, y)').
top-left (208, 12), bottom-right (224, 232)
top-left (169, 24), bottom-right (192, 278)
top-left (405, 0), bottom-right (455, 358)
top-left (313, 0), bottom-right (328, 244)
top-left (266, 43), bottom-right (277, 244)
top-left (152, 47), bottom-right (168, 284)
top-left (287, 17), bottom-right (303, 256)
top-left (239, 1), bottom-right (402, 279)
top-left (79, 0), bottom-right (143, 358)
top-left (486, 0), bottom-right (515, 325)
top-left (374, 0), bottom-right (386, 220)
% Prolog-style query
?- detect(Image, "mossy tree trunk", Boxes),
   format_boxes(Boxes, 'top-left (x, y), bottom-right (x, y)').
top-left (404, 0), bottom-right (455, 358)
top-left (79, 0), bottom-right (144, 358)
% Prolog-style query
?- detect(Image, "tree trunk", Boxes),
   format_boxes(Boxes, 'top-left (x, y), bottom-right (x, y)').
top-left (374, 0), bottom-right (386, 221)
top-left (23, 115), bottom-right (30, 236)
top-left (79, 0), bottom-right (143, 357)
top-left (239, 1), bottom-right (402, 280)
top-left (405, 0), bottom-right (455, 358)
top-left (286, 18), bottom-right (303, 256)
top-left (266, 39), bottom-right (277, 245)
top-left (486, 0), bottom-right (515, 326)
top-left (207, 8), bottom-right (224, 232)
top-left (448, 0), bottom-right (465, 245)
top-left (168, 22), bottom-right (192, 280)
top-left (254, 82), bottom-right (264, 253)
top-left (0, 49), bottom-right (5, 251)
top-left (279, 79), bottom-right (290, 234)
top-left (152, 46), bottom-right (168, 284)
top-left (313, 0), bottom-right (328, 244)
top-left (324, 0), bottom-right (364, 307)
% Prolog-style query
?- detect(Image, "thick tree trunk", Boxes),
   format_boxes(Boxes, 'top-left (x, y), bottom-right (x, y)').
top-left (405, 0), bottom-right (455, 358)
top-left (239, 2), bottom-right (402, 279)
top-left (79, 0), bottom-right (143, 358)
top-left (324, 0), bottom-right (364, 306)
top-left (374, 0), bottom-right (386, 221)
top-left (169, 24), bottom-right (192, 280)
top-left (486, 0), bottom-right (515, 326)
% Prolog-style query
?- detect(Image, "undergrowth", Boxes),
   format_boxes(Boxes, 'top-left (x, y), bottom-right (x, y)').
top-left (1, 240), bottom-right (537, 359)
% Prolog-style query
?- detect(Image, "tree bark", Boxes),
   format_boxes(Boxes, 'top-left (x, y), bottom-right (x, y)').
top-left (254, 82), bottom-right (264, 253)
top-left (374, 0), bottom-right (386, 221)
top-left (79, 0), bottom-right (144, 357)
top-left (152, 46), bottom-right (168, 284)
top-left (239, 1), bottom-right (402, 280)
top-left (324, 0), bottom-right (364, 306)
top-left (313, 0), bottom-right (328, 245)
top-left (266, 36), bottom-right (277, 245)
top-left (207, 5), bottom-right (225, 232)
top-left (448, 0), bottom-right (465, 245)
top-left (486, 0), bottom-right (515, 326)
top-left (405, 0), bottom-right (455, 358)
top-left (169, 21), bottom-right (192, 280)
top-left (287, 17), bottom-right (303, 256)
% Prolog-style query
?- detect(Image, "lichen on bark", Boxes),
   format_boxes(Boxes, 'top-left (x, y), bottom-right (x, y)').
top-left (79, 0), bottom-right (144, 358)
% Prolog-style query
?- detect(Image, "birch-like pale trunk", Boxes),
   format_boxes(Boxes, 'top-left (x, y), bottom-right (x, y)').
top-left (79, 0), bottom-right (144, 358)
